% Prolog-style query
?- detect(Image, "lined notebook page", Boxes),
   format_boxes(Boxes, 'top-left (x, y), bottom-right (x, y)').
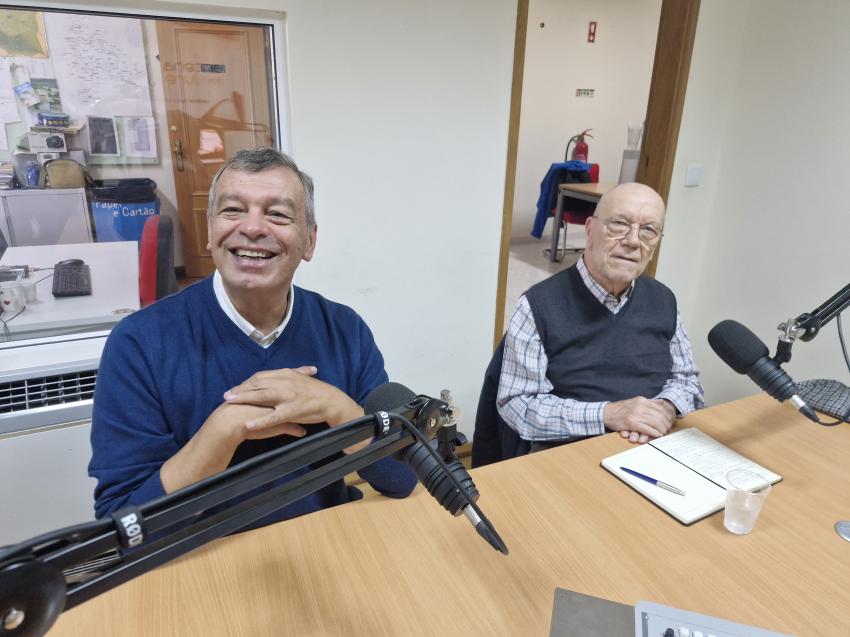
top-left (601, 428), bottom-right (781, 525)
top-left (649, 428), bottom-right (781, 488)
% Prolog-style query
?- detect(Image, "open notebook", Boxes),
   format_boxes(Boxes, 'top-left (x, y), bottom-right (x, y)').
top-left (601, 428), bottom-right (781, 525)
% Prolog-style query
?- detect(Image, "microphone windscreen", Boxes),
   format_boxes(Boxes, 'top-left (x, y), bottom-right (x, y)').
top-left (363, 382), bottom-right (417, 414)
top-left (707, 319), bottom-right (770, 374)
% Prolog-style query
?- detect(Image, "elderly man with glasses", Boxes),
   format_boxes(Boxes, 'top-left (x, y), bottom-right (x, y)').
top-left (496, 182), bottom-right (704, 451)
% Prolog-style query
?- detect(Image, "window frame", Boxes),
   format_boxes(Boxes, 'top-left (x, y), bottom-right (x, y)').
top-left (5, 0), bottom-right (291, 155)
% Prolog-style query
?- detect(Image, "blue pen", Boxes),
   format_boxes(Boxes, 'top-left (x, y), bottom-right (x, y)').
top-left (620, 466), bottom-right (686, 496)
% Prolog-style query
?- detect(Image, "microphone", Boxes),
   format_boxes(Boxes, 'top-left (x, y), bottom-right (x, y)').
top-left (363, 382), bottom-right (509, 555)
top-left (708, 319), bottom-right (819, 423)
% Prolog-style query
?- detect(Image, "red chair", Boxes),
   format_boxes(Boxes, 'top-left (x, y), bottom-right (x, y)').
top-left (139, 215), bottom-right (178, 307)
top-left (552, 163), bottom-right (599, 257)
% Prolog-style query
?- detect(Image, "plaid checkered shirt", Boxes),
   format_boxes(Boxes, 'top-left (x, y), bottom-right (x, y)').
top-left (497, 258), bottom-right (704, 441)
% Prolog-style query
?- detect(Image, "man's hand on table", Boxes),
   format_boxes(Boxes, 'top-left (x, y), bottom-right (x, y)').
top-left (603, 397), bottom-right (677, 444)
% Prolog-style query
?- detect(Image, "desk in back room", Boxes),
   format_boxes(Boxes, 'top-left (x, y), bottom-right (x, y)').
top-left (0, 242), bottom-right (139, 339)
top-left (549, 181), bottom-right (615, 263)
top-left (48, 395), bottom-right (850, 636)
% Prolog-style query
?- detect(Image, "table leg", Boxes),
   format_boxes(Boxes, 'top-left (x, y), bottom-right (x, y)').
top-left (549, 191), bottom-right (565, 263)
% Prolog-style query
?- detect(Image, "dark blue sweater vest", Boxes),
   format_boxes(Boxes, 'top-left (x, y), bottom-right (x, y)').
top-left (525, 266), bottom-right (676, 403)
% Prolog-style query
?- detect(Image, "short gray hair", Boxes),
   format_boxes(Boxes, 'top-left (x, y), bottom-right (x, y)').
top-left (207, 147), bottom-right (315, 229)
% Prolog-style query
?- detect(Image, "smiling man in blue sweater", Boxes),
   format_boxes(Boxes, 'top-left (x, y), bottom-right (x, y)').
top-left (89, 148), bottom-right (416, 528)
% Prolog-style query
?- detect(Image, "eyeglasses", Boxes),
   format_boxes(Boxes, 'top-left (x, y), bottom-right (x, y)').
top-left (592, 216), bottom-right (663, 246)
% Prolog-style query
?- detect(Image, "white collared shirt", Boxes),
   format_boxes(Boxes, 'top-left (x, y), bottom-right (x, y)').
top-left (212, 271), bottom-right (294, 348)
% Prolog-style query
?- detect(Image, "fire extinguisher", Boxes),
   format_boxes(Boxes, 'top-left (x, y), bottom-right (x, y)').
top-left (565, 129), bottom-right (593, 162)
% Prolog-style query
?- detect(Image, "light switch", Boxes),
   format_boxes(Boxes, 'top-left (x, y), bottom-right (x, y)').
top-left (684, 163), bottom-right (703, 187)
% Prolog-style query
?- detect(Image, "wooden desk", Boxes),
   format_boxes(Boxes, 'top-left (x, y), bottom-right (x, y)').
top-left (49, 396), bottom-right (850, 636)
top-left (548, 181), bottom-right (615, 262)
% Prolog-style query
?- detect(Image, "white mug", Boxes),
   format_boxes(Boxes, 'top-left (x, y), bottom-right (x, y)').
top-left (0, 285), bottom-right (26, 314)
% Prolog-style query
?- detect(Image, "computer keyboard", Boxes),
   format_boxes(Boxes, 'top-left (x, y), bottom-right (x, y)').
top-left (52, 262), bottom-right (92, 297)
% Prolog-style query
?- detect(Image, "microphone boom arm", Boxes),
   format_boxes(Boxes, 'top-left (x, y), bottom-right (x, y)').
top-left (0, 394), bottom-right (505, 637)
top-left (776, 281), bottom-right (850, 363)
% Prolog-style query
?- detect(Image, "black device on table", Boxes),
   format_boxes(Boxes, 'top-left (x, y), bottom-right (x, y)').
top-left (52, 259), bottom-right (92, 297)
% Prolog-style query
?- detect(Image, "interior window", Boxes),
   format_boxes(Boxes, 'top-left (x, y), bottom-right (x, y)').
top-left (0, 6), bottom-right (282, 344)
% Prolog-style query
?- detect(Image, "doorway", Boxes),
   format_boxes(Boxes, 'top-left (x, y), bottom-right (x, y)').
top-left (494, 0), bottom-right (700, 343)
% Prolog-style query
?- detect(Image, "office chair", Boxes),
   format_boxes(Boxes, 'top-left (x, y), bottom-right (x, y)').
top-left (472, 336), bottom-right (582, 467)
top-left (554, 163), bottom-right (599, 255)
top-left (139, 215), bottom-right (179, 307)
top-left (471, 337), bottom-right (529, 468)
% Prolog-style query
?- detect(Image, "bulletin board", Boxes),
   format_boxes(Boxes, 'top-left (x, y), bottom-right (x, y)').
top-left (0, 9), bottom-right (158, 167)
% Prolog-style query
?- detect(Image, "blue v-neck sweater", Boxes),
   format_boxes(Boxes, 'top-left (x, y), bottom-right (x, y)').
top-left (90, 277), bottom-right (416, 528)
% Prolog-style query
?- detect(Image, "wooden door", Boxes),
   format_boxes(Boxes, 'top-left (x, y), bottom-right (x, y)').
top-left (157, 21), bottom-right (275, 278)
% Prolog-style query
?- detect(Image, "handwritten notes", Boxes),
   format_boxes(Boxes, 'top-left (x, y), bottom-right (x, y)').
top-left (44, 13), bottom-right (152, 117)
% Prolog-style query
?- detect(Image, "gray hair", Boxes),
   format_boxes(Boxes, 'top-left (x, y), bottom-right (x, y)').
top-left (207, 147), bottom-right (315, 229)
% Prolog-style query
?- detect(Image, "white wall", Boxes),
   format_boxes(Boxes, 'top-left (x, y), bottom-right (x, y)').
top-left (0, 423), bottom-right (96, 545)
top-left (511, 0), bottom-right (660, 241)
top-left (659, 0), bottom-right (850, 406)
top-left (281, 0), bottom-right (515, 431)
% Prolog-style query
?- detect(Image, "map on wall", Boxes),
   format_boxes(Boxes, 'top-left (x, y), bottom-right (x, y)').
top-left (0, 10), bottom-right (48, 58)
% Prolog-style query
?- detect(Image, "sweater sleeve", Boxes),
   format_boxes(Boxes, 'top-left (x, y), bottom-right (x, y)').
top-left (89, 318), bottom-right (180, 518)
top-left (351, 317), bottom-right (417, 498)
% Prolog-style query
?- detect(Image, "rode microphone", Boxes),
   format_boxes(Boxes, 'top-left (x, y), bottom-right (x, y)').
top-left (708, 319), bottom-right (819, 423)
top-left (363, 382), bottom-right (509, 555)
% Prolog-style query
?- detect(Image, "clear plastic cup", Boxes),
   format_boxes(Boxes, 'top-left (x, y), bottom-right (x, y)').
top-left (20, 281), bottom-right (37, 303)
top-left (724, 469), bottom-right (771, 535)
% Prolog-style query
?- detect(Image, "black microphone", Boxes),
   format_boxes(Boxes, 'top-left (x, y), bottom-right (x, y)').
top-left (708, 319), bottom-right (819, 422)
top-left (363, 382), bottom-right (509, 555)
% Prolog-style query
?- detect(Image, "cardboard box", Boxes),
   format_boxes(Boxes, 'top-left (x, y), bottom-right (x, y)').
top-left (27, 132), bottom-right (67, 153)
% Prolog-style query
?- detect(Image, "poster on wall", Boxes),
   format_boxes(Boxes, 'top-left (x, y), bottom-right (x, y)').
top-left (123, 116), bottom-right (157, 159)
top-left (87, 116), bottom-right (119, 156)
top-left (43, 13), bottom-right (152, 118)
top-left (0, 10), bottom-right (48, 58)
top-left (0, 59), bottom-right (20, 123)
top-left (31, 78), bottom-right (62, 112)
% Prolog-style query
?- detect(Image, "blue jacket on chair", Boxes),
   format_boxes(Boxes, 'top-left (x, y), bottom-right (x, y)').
top-left (530, 161), bottom-right (590, 239)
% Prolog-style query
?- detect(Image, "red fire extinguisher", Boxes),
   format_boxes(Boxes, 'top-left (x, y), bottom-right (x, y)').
top-left (565, 128), bottom-right (593, 162)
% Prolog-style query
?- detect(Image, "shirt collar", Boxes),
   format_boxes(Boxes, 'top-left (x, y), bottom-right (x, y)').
top-left (212, 271), bottom-right (294, 348)
top-left (577, 256), bottom-right (634, 314)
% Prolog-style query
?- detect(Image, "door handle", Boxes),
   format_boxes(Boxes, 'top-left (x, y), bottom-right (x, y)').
top-left (172, 138), bottom-right (184, 171)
